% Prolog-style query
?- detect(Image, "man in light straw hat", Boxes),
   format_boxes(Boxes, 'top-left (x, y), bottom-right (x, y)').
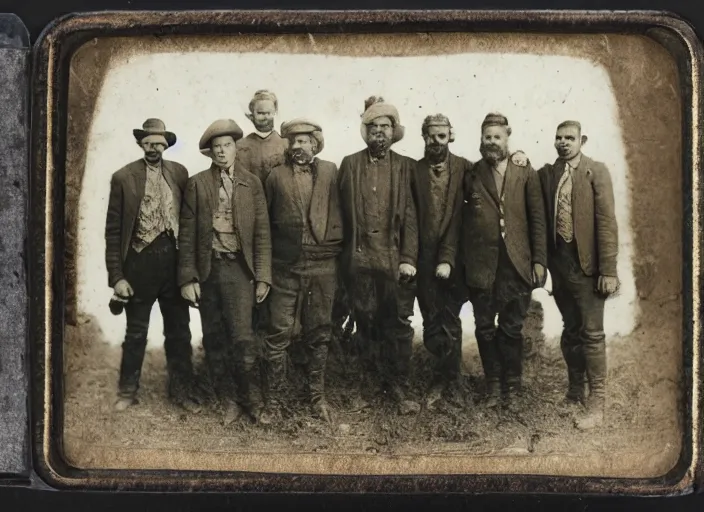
top-left (236, 89), bottom-right (289, 185)
top-left (461, 112), bottom-right (548, 408)
top-left (260, 118), bottom-right (343, 425)
top-left (178, 119), bottom-right (272, 425)
top-left (338, 96), bottom-right (420, 416)
top-left (105, 118), bottom-right (200, 413)
top-left (538, 120), bottom-right (619, 430)
top-left (412, 113), bottom-right (472, 409)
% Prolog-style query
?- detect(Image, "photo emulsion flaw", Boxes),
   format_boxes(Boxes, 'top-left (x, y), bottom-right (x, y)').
top-left (61, 32), bottom-right (683, 478)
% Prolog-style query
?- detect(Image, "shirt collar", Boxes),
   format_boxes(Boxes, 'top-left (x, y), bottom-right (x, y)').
top-left (144, 158), bottom-right (162, 172)
top-left (219, 163), bottom-right (235, 179)
top-left (565, 153), bottom-right (582, 170)
top-left (493, 158), bottom-right (508, 176)
top-left (254, 129), bottom-right (274, 139)
top-left (368, 149), bottom-right (389, 164)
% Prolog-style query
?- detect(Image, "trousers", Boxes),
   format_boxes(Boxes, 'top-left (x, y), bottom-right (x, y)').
top-left (119, 233), bottom-right (192, 399)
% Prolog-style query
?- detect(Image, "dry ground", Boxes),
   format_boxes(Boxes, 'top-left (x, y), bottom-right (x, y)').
top-left (62, 297), bottom-right (683, 477)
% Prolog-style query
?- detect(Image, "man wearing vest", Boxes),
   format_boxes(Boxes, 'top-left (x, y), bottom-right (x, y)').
top-left (261, 119), bottom-right (343, 425)
top-left (105, 118), bottom-right (200, 413)
top-left (538, 120), bottom-right (619, 430)
top-left (461, 113), bottom-right (548, 408)
top-left (178, 119), bottom-right (272, 426)
top-left (411, 114), bottom-right (471, 409)
top-left (339, 96), bottom-right (420, 416)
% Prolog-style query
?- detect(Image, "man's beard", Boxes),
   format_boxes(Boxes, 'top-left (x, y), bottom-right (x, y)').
top-left (368, 134), bottom-right (391, 158)
top-left (287, 147), bottom-right (314, 165)
top-left (425, 143), bottom-right (449, 164)
top-left (479, 143), bottom-right (509, 165)
top-left (254, 118), bottom-right (274, 133)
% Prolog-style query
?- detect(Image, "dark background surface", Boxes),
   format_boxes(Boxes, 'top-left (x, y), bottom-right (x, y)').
top-left (1, 0), bottom-right (703, 510)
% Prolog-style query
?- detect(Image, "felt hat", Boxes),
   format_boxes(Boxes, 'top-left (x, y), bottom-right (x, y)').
top-left (280, 118), bottom-right (324, 154)
top-left (481, 112), bottom-right (510, 130)
top-left (133, 118), bottom-right (177, 147)
top-left (199, 119), bottom-right (244, 155)
top-left (360, 96), bottom-right (405, 144)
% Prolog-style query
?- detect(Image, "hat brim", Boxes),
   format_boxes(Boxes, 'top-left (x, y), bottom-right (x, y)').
top-left (199, 129), bottom-right (244, 152)
top-left (133, 129), bottom-right (177, 147)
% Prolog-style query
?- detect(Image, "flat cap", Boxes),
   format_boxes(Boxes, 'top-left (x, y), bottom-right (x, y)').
top-left (199, 119), bottom-right (244, 151)
top-left (481, 112), bottom-right (509, 129)
top-left (281, 118), bottom-right (324, 154)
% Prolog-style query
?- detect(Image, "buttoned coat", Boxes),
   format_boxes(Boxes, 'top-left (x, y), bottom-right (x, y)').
top-left (461, 158), bottom-right (547, 290)
top-left (538, 153), bottom-right (618, 277)
top-left (177, 161), bottom-right (272, 287)
top-left (412, 152), bottom-right (472, 271)
top-left (265, 158), bottom-right (344, 265)
top-left (338, 149), bottom-right (419, 280)
top-left (105, 158), bottom-right (188, 287)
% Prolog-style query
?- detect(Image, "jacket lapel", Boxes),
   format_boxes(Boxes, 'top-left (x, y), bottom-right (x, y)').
top-left (231, 164), bottom-right (250, 235)
top-left (438, 154), bottom-right (459, 236)
top-left (308, 159), bottom-right (329, 243)
top-left (477, 159), bottom-right (500, 209)
top-left (571, 155), bottom-right (589, 219)
top-left (161, 160), bottom-right (177, 194)
top-left (129, 160), bottom-right (147, 205)
top-left (389, 151), bottom-right (400, 222)
top-left (415, 158), bottom-right (432, 232)
top-left (503, 160), bottom-right (521, 203)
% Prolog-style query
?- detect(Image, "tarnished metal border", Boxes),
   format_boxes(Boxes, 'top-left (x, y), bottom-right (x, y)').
top-left (28, 9), bottom-right (703, 495)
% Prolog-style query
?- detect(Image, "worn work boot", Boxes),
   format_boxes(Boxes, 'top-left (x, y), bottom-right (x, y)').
top-left (575, 338), bottom-right (606, 430)
top-left (222, 399), bottom-right (244, 426)
top-left (259, 354), bottom-right (288, 426)
top-left (484, 379), bottom-right (502, 408)
top-left (565, 367), bottom-right (587, 405)
top-left (391, 383), bottom-right (421, 416)
top-left (425, 380), bottom-right (444, 410)
top-left (308, 344), bottom-right (333, 424)
top-left (114, 394), bottom-right (138, 411)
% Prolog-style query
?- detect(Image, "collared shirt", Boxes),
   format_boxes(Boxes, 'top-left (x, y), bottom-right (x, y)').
top-left (132, 159), bottom-right (176, 253)
top-left (254, 129), bottom-right (273, 139)
top-left (492, 158), bottom-right (509, 199)
top-left (427, 156), bottom-right (451, 242)
top-left (555, 155), bottom-right (581, 243)
top-left (293, 162), bottom-right (316, 246)
top-left (212, 164), bottom-right (242, 253)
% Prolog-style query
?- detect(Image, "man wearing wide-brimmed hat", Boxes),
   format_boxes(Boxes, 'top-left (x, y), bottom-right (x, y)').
top-left (338, 96), bottom-right (420, 416)
top-left (412, 113), bottom-right (473, 410)
top-left (236, 90), bottom-right (289, 185)
top-left (461, 112), bottom-right (548, 408)
top-left (105, 118), bottom-right (200, 413)
top-left (178, 118), bottom-right (272, 426)
top-left (260, 118), bottom-right (343, 425)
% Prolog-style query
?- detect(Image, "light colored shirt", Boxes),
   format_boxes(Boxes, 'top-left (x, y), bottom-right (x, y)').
top-left (492, 158), bottom-right (508, 199)
top-left (132, 160), bottom-right (176, 252)
top-left (293, 163), bottom-right (316, 246)
top-left (212, 165), bottom-right (242, 253)
top-left (555, 154), bottom-right (581, 243)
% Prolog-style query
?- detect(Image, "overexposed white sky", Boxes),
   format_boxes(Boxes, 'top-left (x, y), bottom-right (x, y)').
top-left (75, 51), bottom-right (638, 347)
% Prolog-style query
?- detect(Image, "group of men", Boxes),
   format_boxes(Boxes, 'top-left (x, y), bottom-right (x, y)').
top-left (104, 89), bottom-right (619, 432)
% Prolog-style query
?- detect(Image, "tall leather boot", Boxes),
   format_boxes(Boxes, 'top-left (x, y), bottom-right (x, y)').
top-left (560, 333), bottom-right (587, 404)
top-left (259, 347), bottom-right (288, 426)
top-left (308, 344), bottom-right (332, 423)
top-left (575, 336), bottom-right (606, 430)
top-left (476, 330), bottom-right (502, 407)
top-left (115, 333), bottom-right (147, 410)
top-left (165, 336), bottom-right (201, 413)
top-left (498, 329), bottom-right (523, 397)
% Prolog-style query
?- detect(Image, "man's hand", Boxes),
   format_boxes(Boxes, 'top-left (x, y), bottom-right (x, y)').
top-left (181, 282), bottom-right (201, 305)
top-left (114, 279), bottom-right (134, 299)
top-left (256, 282), bottom-right (271, 303)
top-left (532, 263), bottom-right (547, 288)
top-left (399, 263), bottom-right (417, 281)
top-left (435, 263), bottom-right (451, 280)
top-left (597, 275), bottom-right (620, 296)
top-left (511, 150), bottom-right (528, 167)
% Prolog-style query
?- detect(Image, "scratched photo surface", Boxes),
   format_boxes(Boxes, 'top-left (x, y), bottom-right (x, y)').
top-left (61, 32), bottom-right (683, 477)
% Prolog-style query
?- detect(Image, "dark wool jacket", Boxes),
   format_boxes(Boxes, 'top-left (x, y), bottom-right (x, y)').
top-left (461, 158), bottom-right (547, 290)
top-left (105, 158), bottom-right (188, 287)
top-left (413, 152), bottom-right (471, 271)
top-left (538, 154), bottom-right (618, 278)
top-left (177, 161), bottom-right (272, 287)
top-left (338, 149), bottom-right (419, 281)
top-left (265, 158), bottom-right (344, 265)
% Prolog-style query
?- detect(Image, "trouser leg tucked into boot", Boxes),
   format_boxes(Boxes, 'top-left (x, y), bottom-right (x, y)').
top-left (561, 332), bottom-right (587, 405)
top-left (308, 342), bottom-right (332, 423)
top-left (575, 334), bottom-right (607, 430)
top-left (260, 332), bottom-right (289, 426)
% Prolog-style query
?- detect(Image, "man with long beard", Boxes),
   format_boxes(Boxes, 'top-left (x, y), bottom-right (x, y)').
top-left (105, 118), bottom-right (200, 413)
top-left (411, 114), bottom-right (471, 408)
top-left (538, 120), bottom-right (619, 430)
top-left (461, 113), bottom-right (547, 408)
top-left (260, 119), bottom-right (343, 425)
top-left (179, 119), bottom-right (272, 425)
top-left (236, 90), bottom-right (289, 185)
top-left (338, 96), bottom-right (420, 416)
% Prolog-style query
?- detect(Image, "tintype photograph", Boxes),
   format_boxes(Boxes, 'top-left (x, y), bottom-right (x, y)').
top-left (33, 11), bottom-right (698, 487)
